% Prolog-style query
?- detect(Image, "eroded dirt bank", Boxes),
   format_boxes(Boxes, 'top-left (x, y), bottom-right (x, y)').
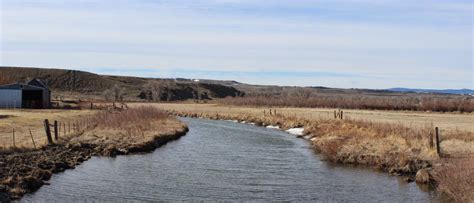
top-left (0, 108), bottom-right (188, 202)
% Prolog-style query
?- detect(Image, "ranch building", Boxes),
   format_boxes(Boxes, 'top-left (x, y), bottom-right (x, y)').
top-left (0, 79), bottom-right (51, 109)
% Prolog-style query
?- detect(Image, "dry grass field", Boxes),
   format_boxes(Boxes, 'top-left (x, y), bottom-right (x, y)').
top-left (73, 106), bottom-right (187, 151)
top-left (132, 103), bottom-right (474, 133)
top-left (0, 109), bottom-right (96, 149)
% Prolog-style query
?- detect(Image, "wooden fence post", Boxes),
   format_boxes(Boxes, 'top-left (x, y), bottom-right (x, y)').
top-left (435, 127), bottom-right (441, 156)
top-left (12, 128), bottom-right (15, 148)
top-left (54, 120), bottom-right (59, 140)
top-left (63, 123), bottom-right (66, 136)
top-left (44, 119), bottom-right (53, 145)
top-left (429, 130), bottom-right (434, 149)
top-left (340, 110), bottom-right (343, 119)
top-left (334, 110), bottom-right (337, 119)
top-left (29, 129), bottom-right (37, 149)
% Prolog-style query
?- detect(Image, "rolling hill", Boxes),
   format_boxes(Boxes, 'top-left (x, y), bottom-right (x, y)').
top-left (0, 66), bottom-right (244, 101)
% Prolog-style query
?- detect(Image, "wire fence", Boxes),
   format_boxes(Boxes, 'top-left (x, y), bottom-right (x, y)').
top-left (1, 116), bottom-right (98, 151)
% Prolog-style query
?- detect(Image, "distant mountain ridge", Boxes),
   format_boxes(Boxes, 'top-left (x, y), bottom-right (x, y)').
top-left (388, 88), bottom-right (474, 95)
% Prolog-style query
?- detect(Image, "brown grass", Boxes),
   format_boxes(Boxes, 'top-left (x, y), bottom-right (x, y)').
top-left (73, 107), bottom-right (186, 149)
top-left (137, 103), bottom-right (474, 133)
top-left (219, 91), bottom-right (474, 112)
top-left (431, 157), bottom-right (474, 202)
top-left (0, 109), bottom-right (96, 150)
top-left (92, 106), bottom-right (168, 130)
top-left (305, 118), bottom-right (440, 169)
top-left (139, 102), bottom-right (474, 156)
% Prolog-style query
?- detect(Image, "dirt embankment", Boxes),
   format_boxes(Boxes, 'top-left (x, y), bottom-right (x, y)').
top-left (0, 108), bottom-right (188, 202)
top-left (169, 110), bottom-right (472, 201)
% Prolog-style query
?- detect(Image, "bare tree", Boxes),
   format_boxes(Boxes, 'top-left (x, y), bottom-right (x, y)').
top-left (112, 84), bottom-right (124, 101)
top-left (104, 85), bottom-right (124, 101)
top-left (103, 89), bottom-right (113, 101)
top-left (143, 81), bottom-right (162, 101)
top-left (164, 80), bottom-right (173, 101)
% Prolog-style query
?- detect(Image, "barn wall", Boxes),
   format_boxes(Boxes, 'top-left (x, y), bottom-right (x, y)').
top-left (0, 90), bottom-right (22, 108)
top-left (42, 90), bottom-right (51, 108)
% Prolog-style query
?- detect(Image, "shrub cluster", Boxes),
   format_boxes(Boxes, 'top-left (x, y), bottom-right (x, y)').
top-left (219, 94), bottom-right (474, 112)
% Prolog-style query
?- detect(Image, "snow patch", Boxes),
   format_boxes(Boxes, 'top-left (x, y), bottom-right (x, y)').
top-left (266, 125), bottom-right (280, 129)
top-left (286, 128), bottom-right (305, 136)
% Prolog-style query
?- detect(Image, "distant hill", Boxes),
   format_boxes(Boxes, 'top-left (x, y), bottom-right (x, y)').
top-left (2, 66), bottom-right (471, 103)
top-left (388, 88), bottom-right (474, 95)
top-left (0, 66), bottom-right (244, 101)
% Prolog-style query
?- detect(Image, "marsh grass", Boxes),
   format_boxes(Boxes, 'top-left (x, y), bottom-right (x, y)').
top-left (219, 94), bottom-right (474, 112)
top-left (431, 157), bottom-right (474, 202)
top-left (92, 106), bottom-right (168, 130)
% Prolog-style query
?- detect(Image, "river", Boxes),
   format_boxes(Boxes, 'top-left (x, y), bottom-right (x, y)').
top-left (21, 117), bottom-right (437, 202)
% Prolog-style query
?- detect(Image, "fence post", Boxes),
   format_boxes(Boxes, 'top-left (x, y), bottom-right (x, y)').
top-left (44, 119), bottom-right (53, 145)
top-left (54, 120), bottom-right (59, 140)
top-left (340, 110), bottom-right (343, 119)
top-left (63, 123), bottom-right (66, 136)
top-left (429, 130), bottom-right (434, 149)
top-left (29, 129), bottom-right (37, 150)
top-left (334, 110), bottom-right (337, 119)
top-left (12, 128), bottom-right (15, 148)
top-left (435, 127), bottom-right (441, 156)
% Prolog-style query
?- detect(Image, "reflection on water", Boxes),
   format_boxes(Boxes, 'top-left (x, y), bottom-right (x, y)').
top-left (22, 117), bottom-right (438, 202)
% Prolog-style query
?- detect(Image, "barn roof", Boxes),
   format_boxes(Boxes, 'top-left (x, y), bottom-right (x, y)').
top-left (0, 79), bottom-right (49, 91)
top-left (0, 83), bottom-right (47, 90)
top-left (27, 79), bottom-right (49, 89)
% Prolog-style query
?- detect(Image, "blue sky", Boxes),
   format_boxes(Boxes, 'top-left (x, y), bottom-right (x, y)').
top-left (0, 0), bottom-right (472, 89)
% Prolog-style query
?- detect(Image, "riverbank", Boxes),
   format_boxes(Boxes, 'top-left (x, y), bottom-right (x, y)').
top-left (164, 106), bottom-right (472, 202)
top-left (0, 107), bottom-right (188, 202)
top-left (134, 103), bottom-right (474, 133)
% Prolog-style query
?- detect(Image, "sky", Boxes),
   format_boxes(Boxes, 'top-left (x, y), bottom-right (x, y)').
top-left (0, 0), bottom-right (473, 89)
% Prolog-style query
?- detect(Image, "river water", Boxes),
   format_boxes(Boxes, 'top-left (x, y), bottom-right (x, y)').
top-left (22, 117), bottom-right (437, 202)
